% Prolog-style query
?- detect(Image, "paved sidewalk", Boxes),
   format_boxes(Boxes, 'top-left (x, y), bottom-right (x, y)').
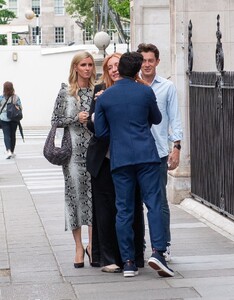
top-left (0, 129), bottom-right (234, 300)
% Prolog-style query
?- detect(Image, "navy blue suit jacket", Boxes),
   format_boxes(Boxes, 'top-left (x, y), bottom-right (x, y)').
top-left (94, 78), bottom-right (162, 171)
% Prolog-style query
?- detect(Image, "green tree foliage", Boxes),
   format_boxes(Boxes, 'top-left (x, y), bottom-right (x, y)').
top-left (109, 0), bottom-right (130, 19)
top-left (65, 0), bottom-right (130, 30)
top-left (65, 0), bottom-right (94, 29)
top-left (0, 0), bottom-right (16, 44)
top-left (0, 0), bottom-right (16, 24)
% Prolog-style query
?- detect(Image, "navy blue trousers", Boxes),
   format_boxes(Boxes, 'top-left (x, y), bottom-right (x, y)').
top-left (112, 162), bottom-right (167, 262)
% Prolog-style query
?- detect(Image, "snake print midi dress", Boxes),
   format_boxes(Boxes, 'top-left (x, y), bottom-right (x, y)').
top-left (51, 83), bottom-right (93, 230)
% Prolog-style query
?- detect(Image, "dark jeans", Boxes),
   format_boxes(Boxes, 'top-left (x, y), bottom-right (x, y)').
top-left (1, 120), bottom-right (18, 152)
top-left (160, 156), bottom-right (171, 245)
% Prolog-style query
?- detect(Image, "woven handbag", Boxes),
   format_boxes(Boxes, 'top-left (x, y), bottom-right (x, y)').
top-left (43, 123), bottom-right (72, 166)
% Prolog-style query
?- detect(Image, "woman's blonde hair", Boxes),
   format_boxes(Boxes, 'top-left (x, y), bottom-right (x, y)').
top-left (100, 52), bottom-right (122, 88)
top-left (68, 51), bottom-right (96, 97)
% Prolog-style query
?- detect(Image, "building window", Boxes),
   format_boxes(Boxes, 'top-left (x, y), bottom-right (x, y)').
top-left (122, 21), bottom-right (130, 39)
top-left (32, 27), bottom-right (41, 44)
top-left (32, 0), bottom-right (40, 15)
top-left (55, 27), bottom-right (64, 44)
top-left (54, 0), bottom-right (64, 15)
top-left (107, 29), bottom-right (116, 42)
top-left (8, 0), bottom-right (17, 15)
top-left (84, 27), bottom-right (92, 42)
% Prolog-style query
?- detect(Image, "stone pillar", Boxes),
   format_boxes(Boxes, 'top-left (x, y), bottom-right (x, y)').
top-left (130, 0), bottom-right (191, 204)
top-left (7, 32), bottom-right (12, 46)
top-left (94, 56), bottom-right (104, 77)
top-left (167, 0), bottom-right (191, 204)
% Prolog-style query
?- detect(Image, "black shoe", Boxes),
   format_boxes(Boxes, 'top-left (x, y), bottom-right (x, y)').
top-left (85, 247), bottom-right (91, 264)
top-left (135, 259), bottom-right (145, 268)
top-left (85, 247), bottom-right (101, 267)
top-left (148, 249), bottom-right (174, 277)
top-left (91, 261), bottom-right (101, 267)
top-left (74, 248), bottom-right (85, 268)
top-left (74, 262), bottom-right (84, 268)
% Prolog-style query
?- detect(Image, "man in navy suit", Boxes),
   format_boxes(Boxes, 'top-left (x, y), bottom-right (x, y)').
top-left (94, 52), bottom-right (174, 278)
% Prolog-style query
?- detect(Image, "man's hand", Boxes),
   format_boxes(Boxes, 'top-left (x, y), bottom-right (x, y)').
top-left (167, 148), bottom-right (180, 170)
top-left (94, 90), bottom-right (104, 100)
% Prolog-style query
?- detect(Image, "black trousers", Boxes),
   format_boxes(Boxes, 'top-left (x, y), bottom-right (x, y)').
top-left (91, 158), bottom-right (144, 267)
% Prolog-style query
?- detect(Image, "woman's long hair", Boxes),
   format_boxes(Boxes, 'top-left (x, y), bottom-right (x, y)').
top-left (3, 81), bottom-right (15, 98)
top-left (68, 51), bottom-right (96, 97)
top-left (100, 52), bottom-right (122, 88)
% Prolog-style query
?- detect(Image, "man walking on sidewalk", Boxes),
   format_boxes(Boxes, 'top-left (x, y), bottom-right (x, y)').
top-left (94, 51), bottom-right (174, 278)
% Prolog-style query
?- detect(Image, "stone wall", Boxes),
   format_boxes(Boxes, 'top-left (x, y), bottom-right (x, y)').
top-left (130, 0), bottom-right (234, 203)
top-left (130, 0), bottom-right (170, 78)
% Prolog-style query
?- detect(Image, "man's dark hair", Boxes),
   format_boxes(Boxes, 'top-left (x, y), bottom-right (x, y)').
top-left (118, 51), bottom-right (143, 78)
top-left (137, 43), bottom-right (160, 60)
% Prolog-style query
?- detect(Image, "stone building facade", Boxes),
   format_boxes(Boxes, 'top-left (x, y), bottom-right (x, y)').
top-left (4, 0), bottom-right (83, 46)
top-left (130, 0), bottom-right (234, 204)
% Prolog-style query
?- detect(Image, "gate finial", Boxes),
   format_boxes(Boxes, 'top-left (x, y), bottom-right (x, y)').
top-left (216, 14), bottom-right (224, 72)
top-left (187, 20), bottom-right (193, 74)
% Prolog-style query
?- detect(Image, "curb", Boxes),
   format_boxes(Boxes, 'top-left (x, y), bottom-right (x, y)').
top-left (179, 198), bottom-right (234, 241)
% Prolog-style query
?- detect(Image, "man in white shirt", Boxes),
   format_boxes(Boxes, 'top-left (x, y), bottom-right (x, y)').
top-left (137, 43), bottom-right (183, 261)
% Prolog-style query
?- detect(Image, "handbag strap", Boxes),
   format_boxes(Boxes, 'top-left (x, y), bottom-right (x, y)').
top-left (0, 96), bottom-right (11, 114)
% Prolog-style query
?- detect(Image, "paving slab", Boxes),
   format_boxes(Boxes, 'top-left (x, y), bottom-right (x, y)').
top-left (0, 283), bottom-right (77, 300)
top-left (0, 130), bottom-right (234, 300)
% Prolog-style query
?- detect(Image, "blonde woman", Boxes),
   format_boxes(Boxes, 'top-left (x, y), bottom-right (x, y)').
top-left (51, 51), bottom-right (96, 268)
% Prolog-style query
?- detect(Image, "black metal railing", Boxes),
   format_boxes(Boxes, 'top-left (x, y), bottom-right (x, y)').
top-left (188, 16), bottom-right (234, 220)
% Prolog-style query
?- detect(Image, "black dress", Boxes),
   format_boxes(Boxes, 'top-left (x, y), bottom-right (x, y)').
top-left (86, 83), bottom-right (145, 268)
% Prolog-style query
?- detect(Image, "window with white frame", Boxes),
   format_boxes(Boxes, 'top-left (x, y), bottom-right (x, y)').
top-left (32, 0), bottom-right (40, 15)
top-left (84, 27), bottom-right (92, 42)
top-left (107, 29), bottom-right (116, 42)
top-left (54, 0), bottom-right (64, 15)
top-left (8, 0), bottom-right (17, 15)
top-left (55, 27), bottom-right (64, 44)
top-left (32, 27), bottom-right (41, 44)
top-left (12, 35), bottom-right (19, 45)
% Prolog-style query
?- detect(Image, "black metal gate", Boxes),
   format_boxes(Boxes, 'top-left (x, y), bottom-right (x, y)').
top-left (187, 16), bottom-right (234, 220)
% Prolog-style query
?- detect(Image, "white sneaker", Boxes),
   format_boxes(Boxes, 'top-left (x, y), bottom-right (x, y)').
top-left (163, 246), bottom-right (171, 262)
top-left (6, 150), bottom-right (12, 159)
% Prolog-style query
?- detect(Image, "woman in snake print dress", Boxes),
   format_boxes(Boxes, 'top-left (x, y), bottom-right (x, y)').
top-left (51, 52), bottom-right (96, 268)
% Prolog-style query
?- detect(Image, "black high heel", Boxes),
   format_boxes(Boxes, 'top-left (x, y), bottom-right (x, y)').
top-left (85, 247), bottom-right (91, 264)
top-left (74, 248), bottom-right (85, 268)
top-left (74, 262), bottom-right (84, 268)
top-left (86, 247), bottom-right (101, 267)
